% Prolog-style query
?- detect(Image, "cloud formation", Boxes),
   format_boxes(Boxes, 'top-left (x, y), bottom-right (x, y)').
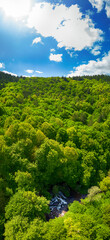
top-left (50, 49), bottom-right (55, 52)
top-left (89, 0), bottom-right (110, 17)
top-left (27, 2), bottom-right (103, 51)
top-left (3, 70), bottom-right (17, 77)
top-left (25, 69), bottom-right (34, 74)
top-left (91, 45), bottom-right (101, 55)
top-left (32, 37), bottom-right (42, 45)
top-left (0, 0), bottom-right (32, 20)
top-left (89, 0), bottom-right (104, 12)
top-left (67, 51), bottom-right (110, 76)
top-left (36, 70), bottom-right (43, 74)
top-left (105, 1), bottom-right (110, 17)
top-left (0, 63), bottom-right (5, 68)
top-left (49, 53), bottom-right (63, 62)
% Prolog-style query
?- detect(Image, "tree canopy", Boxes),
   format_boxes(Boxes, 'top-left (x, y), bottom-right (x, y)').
top-left (0, 72), bottom-right (110, 239)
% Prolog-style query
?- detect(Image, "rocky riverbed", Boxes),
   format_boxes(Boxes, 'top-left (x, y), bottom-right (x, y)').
top-left (47, 191), bottom-right (86, 219)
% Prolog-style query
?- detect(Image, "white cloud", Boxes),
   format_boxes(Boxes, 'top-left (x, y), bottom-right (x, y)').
top-left (49, 53), bottom-right (63, 62)
top-left (67, 51), bottom-right (74, 58)
top-left (0, 0), bottom-right (32, 20)
top-left (105, 1), bottom-right (110, 17)
top-left (25, 70), bottom-right (43, 75)
top-left (50, 48), bottom-right (55, 52)
top-left (3, 70), bottom-right (17, 77)
top-left (86, 9), bottom-right (94, 16)
top-left (91, 45), bottom-right (101, 55)
top-left (0, 63), bottom-right (5, 68)
top-left (67, 51), bottom-right (110, 77)
top-left (25, 69), bottom-right (34, 74)
top-left (32, 37), bottom-right (42, 45)
top-left (35, 70), bottom-right (43, 74)
top-left (89, 0), bottom-right (104, 12)
top-left (27, 2), bottom-right (103, 51)
top-left (89, 0), bottom-right (110, 17)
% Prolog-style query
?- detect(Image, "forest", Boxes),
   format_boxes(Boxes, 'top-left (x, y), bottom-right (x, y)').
top-left (0, 72), bottom-right (110, 239)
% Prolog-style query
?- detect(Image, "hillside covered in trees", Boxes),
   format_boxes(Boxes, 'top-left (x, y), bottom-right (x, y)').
top-left (0, 73), bottom-right (110, 239)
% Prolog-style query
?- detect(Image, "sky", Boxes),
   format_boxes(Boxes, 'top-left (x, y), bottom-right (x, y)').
top-left (0, 0), bottom-right (110, 77)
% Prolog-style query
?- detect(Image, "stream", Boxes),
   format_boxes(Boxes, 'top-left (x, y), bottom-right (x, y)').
top-left (47, 191), bottom-right (86, 219)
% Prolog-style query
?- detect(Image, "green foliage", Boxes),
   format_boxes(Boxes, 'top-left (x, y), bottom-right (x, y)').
top-left (4, 216), bottom-right (29, 240)
top-left (0, 73), bottom-right (110, 239)
top-left (64, 217), bottom-right (81, 239)
top-left (44, 217), bottom-right (66, 240)
top-left (5, 122), bottom-right (37, 145)
top-left (56, 127), bottom-right (68, 144)
top-left (87, 186), bottom-right (101, 202)
top-left (67, 127), bottom-right (79, 146)
top-left (93, 224), bottom-right (110, 240)
top-left (22, 218), bottom-right (44, 240)
top-left (100, 177), bottom-right (110, 191)
top-left (63, 146), bottom-right (79, 188)
top-left (34, 139), bottom-right (64, 186)
top-left (36, 129), bottom-right (46, 146)
top-left (69, 200), bottom-right (86, 214)
top-left (41, 122), bottom-right (56, 139)
top-left (15, 171), bottom-right (34, 191)
top-left (5, 190), bottom-right (50, 221)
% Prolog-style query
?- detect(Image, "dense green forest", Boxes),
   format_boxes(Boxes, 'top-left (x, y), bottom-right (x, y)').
top-left (0, 72), bottom-right (110, 239)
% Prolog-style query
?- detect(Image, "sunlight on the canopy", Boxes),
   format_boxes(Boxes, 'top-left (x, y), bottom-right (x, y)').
top-left (0, 0), bottom-right (32, 20)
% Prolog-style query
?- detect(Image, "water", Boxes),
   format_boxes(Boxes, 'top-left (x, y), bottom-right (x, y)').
top-left (47, 191), bottom-right (86, 219)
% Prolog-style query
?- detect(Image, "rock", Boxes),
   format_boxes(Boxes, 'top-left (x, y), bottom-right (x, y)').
top-left (48, 191), bottom-right (68, 218)
top-left (48, 191), bottom-right (87, 219)
top-left (59, 210), bottom-right (66, 217)
top-left (58, 191), bottom-right (67, 199)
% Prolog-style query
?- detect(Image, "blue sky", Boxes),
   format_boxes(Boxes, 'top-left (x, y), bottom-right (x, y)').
top-left (0, 0), bottom-right (110, 77)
